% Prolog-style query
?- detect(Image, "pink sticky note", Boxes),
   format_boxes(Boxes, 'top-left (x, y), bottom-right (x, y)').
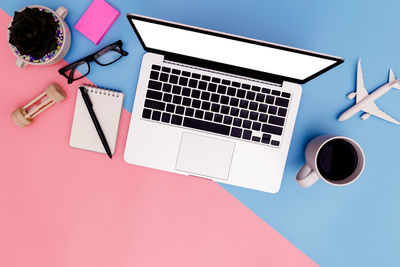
top-left (75, 0), bottom-right (120, 44)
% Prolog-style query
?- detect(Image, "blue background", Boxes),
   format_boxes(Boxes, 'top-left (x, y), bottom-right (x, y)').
top-left (3, 1), bottom-right (400, 266)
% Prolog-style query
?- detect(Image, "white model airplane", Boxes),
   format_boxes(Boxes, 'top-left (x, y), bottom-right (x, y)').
top-left (338, 59), bottom-right (400, 124)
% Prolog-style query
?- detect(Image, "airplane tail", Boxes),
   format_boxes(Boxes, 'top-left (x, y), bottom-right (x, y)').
top-left (389, 69), bottom-right (400, 89)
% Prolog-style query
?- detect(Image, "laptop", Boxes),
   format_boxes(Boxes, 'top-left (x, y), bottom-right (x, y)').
top-left (124, 13), bottom-right (343, 193)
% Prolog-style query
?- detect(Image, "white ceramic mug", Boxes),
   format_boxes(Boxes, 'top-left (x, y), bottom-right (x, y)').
top-left (296, 135), bottom-right (365, 188)
top-left (8, 5), bottom-right (71, 68)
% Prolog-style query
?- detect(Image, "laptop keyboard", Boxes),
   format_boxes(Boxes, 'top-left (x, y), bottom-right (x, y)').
top-left (141, 64), bottom-right (291, 147)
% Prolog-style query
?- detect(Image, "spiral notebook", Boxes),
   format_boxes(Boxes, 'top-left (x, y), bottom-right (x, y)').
top-left (69, 85), bottom-right (124, 155)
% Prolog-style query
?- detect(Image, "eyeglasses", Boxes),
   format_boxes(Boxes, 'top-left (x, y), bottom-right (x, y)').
top-left (58, 40), bottom-right (128, 84)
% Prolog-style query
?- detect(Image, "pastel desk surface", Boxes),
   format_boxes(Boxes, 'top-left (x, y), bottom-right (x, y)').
top-left (1, 1), bottom-right (399, 267)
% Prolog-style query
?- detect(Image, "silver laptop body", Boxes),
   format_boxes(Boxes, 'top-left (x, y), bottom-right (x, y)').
top-left (124, 13), bottom-right (343, 193)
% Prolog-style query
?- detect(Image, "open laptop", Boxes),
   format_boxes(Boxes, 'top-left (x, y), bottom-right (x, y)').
top-left (124, 13), bottom-right (343, 193)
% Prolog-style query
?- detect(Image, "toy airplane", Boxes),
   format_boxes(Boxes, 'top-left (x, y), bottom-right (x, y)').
top-left (338, 59), bottom-right (400, 124)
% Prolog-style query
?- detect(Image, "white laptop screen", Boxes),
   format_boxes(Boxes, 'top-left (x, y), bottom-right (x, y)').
top-left (128, 15), bottom-right (342, 83)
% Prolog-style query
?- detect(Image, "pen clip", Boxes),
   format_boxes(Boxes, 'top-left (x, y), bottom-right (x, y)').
top-left (79, 86), bottom-right (93, 107)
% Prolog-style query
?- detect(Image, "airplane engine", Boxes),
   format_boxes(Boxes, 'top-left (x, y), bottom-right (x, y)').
top-left (347, 92), bottom-right (356, 99)
top-left (361, 113), bottom-right (370, 120)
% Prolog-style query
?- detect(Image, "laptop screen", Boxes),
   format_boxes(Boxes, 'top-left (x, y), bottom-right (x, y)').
top-left (128, 14), bottom-right (343, 84)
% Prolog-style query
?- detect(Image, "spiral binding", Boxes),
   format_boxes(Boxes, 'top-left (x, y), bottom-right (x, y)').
top-left (82, 84), bottom-right (122, 97)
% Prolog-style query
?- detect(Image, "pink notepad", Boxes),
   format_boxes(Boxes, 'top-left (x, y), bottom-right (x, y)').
top-left (75, 0), bottom-right (120, 44)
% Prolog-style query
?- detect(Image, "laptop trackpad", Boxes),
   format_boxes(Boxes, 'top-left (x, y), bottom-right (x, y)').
top-left (176, 133), bottom-right (235, 180)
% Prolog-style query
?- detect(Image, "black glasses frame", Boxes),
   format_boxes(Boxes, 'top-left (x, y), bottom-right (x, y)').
top-left (58, 40), bottom-right (129, 84)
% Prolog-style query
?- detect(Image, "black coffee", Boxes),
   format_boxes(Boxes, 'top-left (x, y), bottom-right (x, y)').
top-left (316, 139), bottom-right (358, 181)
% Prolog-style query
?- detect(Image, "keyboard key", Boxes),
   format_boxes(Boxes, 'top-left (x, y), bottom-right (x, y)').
top-left (269, 115), bottom-right (285, 126)
top-left (271, 140), bottom-right (280, 146)
top-left (230, 97), bottom-right (239, 107)
top-left (252, 136), bottom-right (261, 142)
top-left (232, 81), bottom-right (241, 87)
top-left (249, 101), bottom-right (258, 111)
top-left (252, 86), bottom-right (261, 92)
top-left (161, 112), bottom-right (171, 123)
top-left (179, 77), bottom-right (188, 86)
top-left (152, 64), bottom-right (161, 71)
top-left (262, 134), bottom-right (271, 144)
top-left (211, 93), bottom-right (220, 103)
top-left (212, 77), bottom-right (221, 83)
top-left (192, 99), bottom-right (201, 108)
top-left (198, 81), bottom-right (208, 90)
top-left (272, 90), bottom-right (280, 96)
top-left (195, 110), bottom-right (204, 119)
top-left (211, 103), bottom-right (220, 112)
top-left (275, 97), bottom-right (289, 107)
top-left (239, 109), bottom-right (249, 119)
top-left (172, 95), bottom-right (182, 104)
top-left (172, 85), bottom-right (181, 95)
top-left (201, 101), bottom-right (211, 110)
top-left (163, 93), bottom-right (172, 103)
top-left (204, 112), bottom-right (213, 121)
top-left (202, 75), bottom-right (211, 81)
top-left (278, 108), bottom-right (287, 117)
top-left (249, 111), bottom-right (258, 120)
top-left (182, 87), bottom-right (191, 96)
top-left (171, 115), bottom-right (183, 125)
top-left (146, 89), bottom-right (162, 100)
top-left (148, 80), bottom-right (162, 90)
top-left (256, 93), bottom-right (265, 102)
top-left (191, 89), bottom-right (201, 99)
top-left (281, 92), bottom-right (291, 98)
top-left (175, 106), bottom-right (185, 115)
top-left (162, 67), bottom-right (171, 73)
top-left (201, 91), bottom-right (211, 101)
top-left (227, 87), bottom-right (236, 96)
top-left (231, 127), bottom-right (242, 138)
top-left (208, 83), bottom-right (217, 92)
top-left (243, 120), bottom-right (251, 129)
top-left (144, 99), bottom-right (165, 111)
top-left (182, 97), bottom-right (191, 106)
top-left (184, 117), bottom-right (230, 135)
top-left (142, 108), bottom-right (151, 119)
top-left (192, 73), bottom-right (201, 79)
top-left (262, 124), bottom-right (283, 135)
top-left (214, 114), bottom-right (223, 123)
top-left (233, 118), bottom-right (242, 127)
top-left (246, 91), bottom-right (255, 100)
top-left (222, 79), bottom-right (231, 85)
top-left (166, 103), bottom-right (175, 113)
top-left (239, 99), bottom-right (249, 109)
top-left (259, 113), bottom-right (268, 122)
top-left (243, 130), bottom-right (252, 140)
top-left (230, 107), bottom-right (239, 116)
top-left (182, 71), bottom-right (191, 77)
top-left (221, 105), bottom-right (230, 114)
top-left (265, 95), bottom-right (275, 104)
top-left (237, 89), bottom-right (246, 98)
top-left (185, 108), bottom-right (194, 117)
top-left (242, 83), bottom-right (250, 89)
top-left (152, 110), bottom-right (161, 121)
top-left (268, 106), bottom-right (277, 115)
top-left (262, 88), bottom-right (271, 94)
top-left (150, 71), bottom-right (159, 80)
top-left (220, 96), bottom-right (229, 104)
top-left (162, 83), bottom-right (172, 92)
top-left (169, 75), bottom-right (179, 84)
top-left (217, 85), bottom-right (227, 94)
top-left (172, 69), bottom-right (181, 75)
top-left (189, 79), bottom-right (198, 88)
top-left (252, 122), bottom-right (261, 131)
top-left (159, 73), bottom-right (169, 82)
top-left (259, 103), bottom-right (268, 113)
top-left (223, 116), bottom-right (233, 125)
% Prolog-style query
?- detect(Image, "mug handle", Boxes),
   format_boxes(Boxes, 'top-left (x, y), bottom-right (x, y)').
top-left (56, 6), bottom-right (68, 20)
top-left (296, 164), bottom-right (320, 188)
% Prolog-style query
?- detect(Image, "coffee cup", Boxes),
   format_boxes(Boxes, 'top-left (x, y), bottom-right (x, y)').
top-left (8, 5), bottom-right (71, 68)
top-left (296, 135), bottom-right (365, 188)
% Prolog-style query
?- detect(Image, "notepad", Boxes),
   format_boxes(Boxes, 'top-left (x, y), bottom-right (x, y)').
top-left (69, 86), bottom-right (124, 155)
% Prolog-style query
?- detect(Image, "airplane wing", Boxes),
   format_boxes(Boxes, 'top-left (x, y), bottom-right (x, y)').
top-left (356, 59), bottom-right (369, 103)
top-left (362, 102), bottom-right (400, 124)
